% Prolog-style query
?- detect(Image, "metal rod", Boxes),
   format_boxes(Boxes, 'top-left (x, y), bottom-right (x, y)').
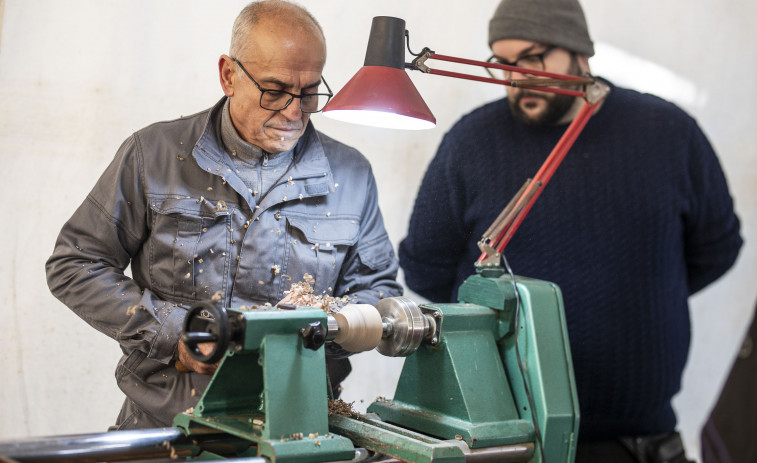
top-left (0, 428), bottom-right (266, 463)
top-left (429, 52), bottom-right (589, 82)
top-left (482, 179), bottom-right (531, 241)
top-left (429, 68), bottom-right (587, 97)
top-left (0, 428), bottom-right (189, 462)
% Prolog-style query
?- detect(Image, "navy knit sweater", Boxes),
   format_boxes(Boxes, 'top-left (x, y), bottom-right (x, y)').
top-left (399, 80), bottom-right (743, 439)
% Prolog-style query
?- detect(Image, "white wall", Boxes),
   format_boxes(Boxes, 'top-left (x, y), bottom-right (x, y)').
top-left (1, 1), bottom-right (755, 459)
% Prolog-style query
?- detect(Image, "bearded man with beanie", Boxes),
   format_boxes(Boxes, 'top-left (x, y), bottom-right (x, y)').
top-left (399, 0), bottom-right (742, 461)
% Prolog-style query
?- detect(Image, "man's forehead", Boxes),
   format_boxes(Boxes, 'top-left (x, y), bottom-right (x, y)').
top-left (492, 39), bottom-right (548, 56)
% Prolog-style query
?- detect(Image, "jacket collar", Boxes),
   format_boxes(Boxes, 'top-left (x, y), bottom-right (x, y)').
top-left (191, 97), bottom-right (334, 215)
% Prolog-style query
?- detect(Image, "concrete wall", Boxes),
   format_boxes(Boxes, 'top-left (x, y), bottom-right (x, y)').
top-left (1, 1), bottom-right (755, 459)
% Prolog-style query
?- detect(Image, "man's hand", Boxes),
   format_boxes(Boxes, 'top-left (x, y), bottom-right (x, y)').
top-left (176, 340), bottom-right (220, 375)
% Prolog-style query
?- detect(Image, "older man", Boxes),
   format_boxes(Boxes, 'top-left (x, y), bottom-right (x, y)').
top-left (399, 0), bottom-right (741, 461)
top-left (46, 0), bottom-right (401, 430)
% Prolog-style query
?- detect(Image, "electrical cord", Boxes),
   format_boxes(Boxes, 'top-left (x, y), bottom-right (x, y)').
top-left (502, 253), bottom-right (546, 462)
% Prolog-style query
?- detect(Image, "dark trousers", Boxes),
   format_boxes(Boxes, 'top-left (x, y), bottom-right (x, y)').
top-left (577, 432), bottom-right (693, 463)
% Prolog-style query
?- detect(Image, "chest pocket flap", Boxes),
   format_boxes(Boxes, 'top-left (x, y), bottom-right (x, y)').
top-left (149, 197), bottom-right (232, 218)
top-left (286, 214), bottom-right (360, 250)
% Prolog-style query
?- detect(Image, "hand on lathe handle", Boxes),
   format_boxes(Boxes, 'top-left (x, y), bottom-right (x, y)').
top-left (176, 339), bottom-right (220, 375)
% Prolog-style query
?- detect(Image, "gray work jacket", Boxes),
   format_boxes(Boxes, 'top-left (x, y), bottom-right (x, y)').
top-left (46, 97), bottom-right (402, 427)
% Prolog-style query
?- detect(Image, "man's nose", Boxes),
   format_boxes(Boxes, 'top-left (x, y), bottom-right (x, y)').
top-left (280, 98), bottom-right (303, 120)
top-left (508, 68), bottom-right (536, 80)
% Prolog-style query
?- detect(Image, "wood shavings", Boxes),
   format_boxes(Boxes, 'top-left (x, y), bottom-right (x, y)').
top-left (283, 275), bottom-right (350, 313)
top-left (328, 398), bottom-right (358, 417)
top-left (126, 305), bottom-right (147, 315)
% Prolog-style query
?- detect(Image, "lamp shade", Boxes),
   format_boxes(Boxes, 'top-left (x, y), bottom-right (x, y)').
top-left (322, 16), bottom-right (436, 130)
top-left (322, 65), bottom-right (436, 130)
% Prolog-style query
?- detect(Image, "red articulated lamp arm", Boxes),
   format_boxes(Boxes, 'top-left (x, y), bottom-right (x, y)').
top-left (408, 49), bottom-right (610, 268)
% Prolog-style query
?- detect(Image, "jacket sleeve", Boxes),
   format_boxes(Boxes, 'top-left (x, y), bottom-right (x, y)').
top-left (45, 135), bottom-right (185, 365)
top-left (399, 133), bottom-right (469, 303)
top-left (683, 122), bottom-right (743, 294)
top-left (332, 169), bottom-right (402, 307)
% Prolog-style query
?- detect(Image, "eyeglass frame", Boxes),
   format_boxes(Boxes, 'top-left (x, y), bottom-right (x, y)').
top-left (484, 46), bottom-right (558, 79)
top-left (231, 57), bottom-right (333, 113)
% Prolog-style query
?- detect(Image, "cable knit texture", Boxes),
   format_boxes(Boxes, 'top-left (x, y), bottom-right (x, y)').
top-left (399, 79), bottom-right (743, 438)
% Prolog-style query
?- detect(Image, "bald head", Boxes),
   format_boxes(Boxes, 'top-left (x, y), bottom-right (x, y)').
top-left (219, 0), bottom-right (328, 154)
top-left (230, 0), bottom-right (325, 60)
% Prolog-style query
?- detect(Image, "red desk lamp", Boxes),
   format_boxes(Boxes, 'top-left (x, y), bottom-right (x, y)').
top-left (322, 16), bottom-right (609, 268)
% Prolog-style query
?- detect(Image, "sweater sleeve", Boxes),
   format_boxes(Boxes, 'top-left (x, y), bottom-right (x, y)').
top-left (399, 132), bottom-right (470, 302)
top-left (682, 122), bottom-right (743, 294)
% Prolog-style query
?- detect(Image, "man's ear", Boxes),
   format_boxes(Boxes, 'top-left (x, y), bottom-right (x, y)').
top-left (219, 54), bottom-right (236, 97)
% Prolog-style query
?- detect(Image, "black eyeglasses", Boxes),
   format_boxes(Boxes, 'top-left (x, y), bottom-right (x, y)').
top-left (485, 46), bottom-right (557, 78)
top-left (232, 57), bottom-right (333, 113)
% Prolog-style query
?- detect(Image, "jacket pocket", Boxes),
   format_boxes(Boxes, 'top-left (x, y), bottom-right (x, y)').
top-left (284, 214), bottom-right (359, 296)
top-left (116, 349), bottom-right (147, 382)
top-left (357, 239), bottom-right (395, 271)
top-left (148, 196), bottom-right (233, 303)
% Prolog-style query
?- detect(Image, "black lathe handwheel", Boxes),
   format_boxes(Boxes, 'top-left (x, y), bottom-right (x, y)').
top-left (181, 300), bottom-right (230, 364)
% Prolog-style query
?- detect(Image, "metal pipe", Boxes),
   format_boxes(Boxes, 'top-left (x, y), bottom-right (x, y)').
top-left (0, 428), bottom-right (188, 462)
top-left (0, 428), bottom-right (267, 463)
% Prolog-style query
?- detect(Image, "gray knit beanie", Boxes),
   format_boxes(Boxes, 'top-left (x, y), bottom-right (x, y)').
top-left (488, 0), bottom-right (595, 57)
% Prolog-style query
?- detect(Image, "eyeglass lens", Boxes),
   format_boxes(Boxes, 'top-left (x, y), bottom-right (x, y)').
top-left (260, 91), bottom-right (328, 113)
